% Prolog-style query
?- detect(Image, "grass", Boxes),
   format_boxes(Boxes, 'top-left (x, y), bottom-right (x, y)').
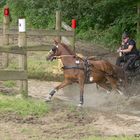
top-left (0, 94), bottom-right (49, 117)
top-left (0, 94), bottom-right (139, 140)
top-left (3, 81), bottom-right (16, 88)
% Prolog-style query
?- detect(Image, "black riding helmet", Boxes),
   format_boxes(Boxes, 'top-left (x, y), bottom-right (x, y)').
top-left (122, 32), bottom-right (130, 39)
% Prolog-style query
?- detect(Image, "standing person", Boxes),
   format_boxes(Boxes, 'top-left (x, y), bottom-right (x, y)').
top-left (116, 32), bottom-right (139, 70)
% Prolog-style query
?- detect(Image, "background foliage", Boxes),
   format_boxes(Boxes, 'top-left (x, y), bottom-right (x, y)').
top-left (0, 0), bottom-right (139, 50)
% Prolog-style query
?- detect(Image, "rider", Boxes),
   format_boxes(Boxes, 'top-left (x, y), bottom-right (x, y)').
top-left (116, 32), bottom-right (139, 70)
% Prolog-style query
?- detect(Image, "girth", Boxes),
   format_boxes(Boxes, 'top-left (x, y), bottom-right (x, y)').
top-left (62, 65), bottom-right (84, 70)
top-left (62, 60), bottom-right (93, 84)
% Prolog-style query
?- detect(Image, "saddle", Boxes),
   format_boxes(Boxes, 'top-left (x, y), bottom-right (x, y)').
top-left (78, 55), bottom-right (99, 83)
top-left (62, 55), bottom-right (96, 84)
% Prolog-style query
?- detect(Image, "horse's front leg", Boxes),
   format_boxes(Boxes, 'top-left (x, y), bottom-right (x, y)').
top-left (78, 78), bottom-right (85, 107)
top-left (45, 80), bottom-right (72, 102)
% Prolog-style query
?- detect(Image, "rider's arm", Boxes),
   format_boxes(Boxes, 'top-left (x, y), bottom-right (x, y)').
top-left (121, 41), bottom-right (125, 46)
top-left (117, 42), bottom-right (124, 52)
top-left (120, 45), bottom-right (133, 53)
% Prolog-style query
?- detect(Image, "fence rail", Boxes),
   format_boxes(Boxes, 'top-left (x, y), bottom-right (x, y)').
top-left (0, 45), bottom-right (52, 54)
top-left (4, 29), bottom-right (74, 37)
top-left (0, 10), bottom-right (76, 97)
top-left (62, 21), bottom-right (72, 31)
top-left (61, 21), bottom-right (74, 46)
top-left (0, 70), bottom-right (27, 80)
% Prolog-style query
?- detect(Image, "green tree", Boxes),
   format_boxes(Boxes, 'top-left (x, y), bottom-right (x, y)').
top-left (0, 0), bottom-right (138, 49)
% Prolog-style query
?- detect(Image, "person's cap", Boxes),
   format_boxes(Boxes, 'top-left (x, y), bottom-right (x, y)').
top-left (122, 32), bottom-right (129, 39)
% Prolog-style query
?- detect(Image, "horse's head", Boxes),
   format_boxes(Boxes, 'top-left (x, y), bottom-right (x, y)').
top-left (46, 39), bottom-right (61, 61)
top-left (47, 38), bottom-right (76, 61)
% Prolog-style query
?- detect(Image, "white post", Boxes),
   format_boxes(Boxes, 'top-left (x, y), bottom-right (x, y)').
top-left (18, 19), bottom-right (26, 33)
top-left (18, 18), bottom-right (28, 97)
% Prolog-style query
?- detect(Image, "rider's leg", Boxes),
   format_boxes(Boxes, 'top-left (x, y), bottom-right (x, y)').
top-left (116, 56), bottom-right (124, 66)
top-left (123, 56), bottom-right (135, 71)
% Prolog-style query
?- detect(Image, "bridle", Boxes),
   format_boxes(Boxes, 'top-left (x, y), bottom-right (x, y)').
top-left (48, 45), bottom-right (76, 60)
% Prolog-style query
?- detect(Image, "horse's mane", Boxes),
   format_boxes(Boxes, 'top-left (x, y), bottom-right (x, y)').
top-left (60, 43), bottom-right (76, 55)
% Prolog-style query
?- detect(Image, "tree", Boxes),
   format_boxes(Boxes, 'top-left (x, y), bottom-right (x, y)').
top-left (0, 0), bottom-right (138, 49)
top-left (137, 2), bottom-right (140, 48)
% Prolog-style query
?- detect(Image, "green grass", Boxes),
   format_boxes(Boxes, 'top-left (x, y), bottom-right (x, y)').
top-left (81, 136), bottom-right (140, 140)
top-left (3, 81), bottom-right (16, 88)
top-left (0, 94), bottom-right (49, 117)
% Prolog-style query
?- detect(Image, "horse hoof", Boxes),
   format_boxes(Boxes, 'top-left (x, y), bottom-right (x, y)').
top-left (77, 103), bottom-right (83, 107)
top-left (45, 95), bottom-right (52, 102)
top-left (106, 90), bottom-right (111, 94)
top-left (119, 91), bottom-right (124, 95)
top-left (116, 89), bottom-right (124, 95)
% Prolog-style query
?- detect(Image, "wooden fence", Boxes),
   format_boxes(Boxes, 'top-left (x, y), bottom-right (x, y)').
top-left (0, 10), bottom-right (75, 97)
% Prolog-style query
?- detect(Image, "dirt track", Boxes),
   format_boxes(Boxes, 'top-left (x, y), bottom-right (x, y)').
top-left (27, 78), bottom-right (140, 136)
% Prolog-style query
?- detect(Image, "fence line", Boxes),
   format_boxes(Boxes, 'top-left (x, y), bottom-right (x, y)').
top-left (4, 29), bottom-right (74, 37)
top-left (0, 9), bottom-right (76, 97)
top-left (0, 45), bottom-right (52, 54)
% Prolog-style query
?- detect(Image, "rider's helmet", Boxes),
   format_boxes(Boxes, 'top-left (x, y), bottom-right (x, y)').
top-left (122, 32), bottom-right (130, 39)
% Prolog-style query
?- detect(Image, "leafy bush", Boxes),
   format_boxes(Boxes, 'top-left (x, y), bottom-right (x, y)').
top-left (0, 0), bottom-right (139, 49)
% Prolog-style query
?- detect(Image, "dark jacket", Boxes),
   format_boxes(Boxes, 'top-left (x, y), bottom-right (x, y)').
top-left (122, 39), bottom-right (138, 56)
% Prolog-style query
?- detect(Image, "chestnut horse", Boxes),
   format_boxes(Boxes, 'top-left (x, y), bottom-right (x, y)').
top-left (45, 39), bottom-right (125, 106)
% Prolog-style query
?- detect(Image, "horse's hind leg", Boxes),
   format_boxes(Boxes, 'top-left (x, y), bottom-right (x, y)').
top-left (96, 81), bottom-right (111, 93)
top-left (106, 76), bottom-right (117, 89)
top-left (45, 80), bottom-right (72, 101)
top-left (106, 76), bottom-right (123, 95)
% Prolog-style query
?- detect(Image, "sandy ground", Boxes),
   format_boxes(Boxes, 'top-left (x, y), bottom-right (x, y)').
top-left (0, 82), bottom-right (140, 140)
top-left (27, 79), bottom-right (140, 133)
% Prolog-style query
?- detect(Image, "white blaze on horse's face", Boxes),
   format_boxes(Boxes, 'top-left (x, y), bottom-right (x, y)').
top-left (47, 49), bottom-right (53, 56)
top-left (56, 45), bottom-right (59, 48)
top-left (49, 49), bottom-right (53, 53)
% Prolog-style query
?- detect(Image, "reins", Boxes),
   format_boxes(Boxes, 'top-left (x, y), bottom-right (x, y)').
top-left (53, 54), bottom-right (76, 59)
top-left (53, 54), bottom-right (97, 61)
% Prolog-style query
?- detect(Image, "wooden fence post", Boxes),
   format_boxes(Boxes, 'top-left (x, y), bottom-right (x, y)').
top-left (18, 18), bottom-right (28, 97)
top-left (56, 11), bottom-right (61, 41)
top-left (72, 29), bottom-right (76, 52)
top-left (2, 6), bottom-right (10, 68)
top-left (71, 19), bottom-right (76, 52)
top-left (137, 2), bottom-right (140, 48)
